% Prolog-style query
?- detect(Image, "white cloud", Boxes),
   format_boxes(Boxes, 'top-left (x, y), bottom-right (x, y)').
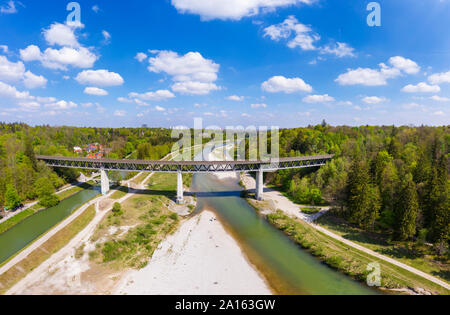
top-left (135, 52), bottom-right (148, 62)
top-left (0, 56), bottom-right (47, 89)
top-left (102, 30), bottom-right (111, 44)
top-left (242, 113), bottom-right (250, 117)
top-left (433, 111), bottom-right (445, 116)
top-left (430, 95), bottom-right (450, 102)
top-left (303, 94), bottom-right (335, 103)
top-left (20, 45), bottom-right (98, 70)
top-left (171, 0), bottom-right (314, 21)
top-left (84, 87), bottom-right (108, 96)
top-left (19, 45), bottom-right (42, 61)
top-left (148, 50), bottom-right (220, 95)
top-left (336, 56), bottom-right (419, 86)
top-left (18, 101), bottom-right (40, 112)
top-left (0, 81), bottom-right (30, 99)
top-left (0, 45), bottom-right (8, 53)
top-left (262, 75), bottom-right (312, 93)
top-left (402, 103), bottom-right (420, 110)
top-left (320, 42), bottom-right (355, 58)
top-left (362, 96), bottom-right (388, 104)
top-left (45, 100), bottom-right (77, 110)
top-left (114, 110), bottom-right (127, 117)
top-left (117, 97), bottom-right (133, 103)
top-left (75, 70), bottom-right (124, 86)
top-left (44, 23), bottom-right (80, 47)
top-left (227, 95), bottom-right (244, 101)
top-left (401, 82), bottom-right (441, 93)
top-left (336, 68), bottom-right (390, 86)
top-left (23, 71), bottom-right (47, 89)
top-left (0, 55), bottom-right (25, 82)
top-left (264, 16), bottom-right (319, 51)
top-left (1, 0), bottom-right (17, 14)
top-left (155, 106), bottom-right (166, 112)
top-left (428, 71), bottom-right (450, 85)
top-left (134, 99), bottom-right (149, 106)
top-left (171, 81), bottom-right (220, 95)
top-left (389, 56), bottom-right (420, 74)
top-left (129, 89), bottom-right (175, 101)
top-left (92, 5), bottom-right (100, 13)
top-left (251, 103), bottom-right (267, 108)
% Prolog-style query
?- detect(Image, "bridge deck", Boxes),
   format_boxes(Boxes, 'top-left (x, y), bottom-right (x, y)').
top-left (36, 155), bottom-right (334, 173)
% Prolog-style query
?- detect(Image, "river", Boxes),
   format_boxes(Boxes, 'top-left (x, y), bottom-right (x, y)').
top-left (191, 145), bottom-right (376, 295)
top-left (0, 187), bottom-right (99, 265)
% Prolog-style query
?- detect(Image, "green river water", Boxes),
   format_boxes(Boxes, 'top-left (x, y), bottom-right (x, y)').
top-left (0, 187), bottom-right (100, 265)
top-left (192, 145), bottom-right (377, 295)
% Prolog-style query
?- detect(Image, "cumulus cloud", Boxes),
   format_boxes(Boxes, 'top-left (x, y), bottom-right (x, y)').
top-left (0, 56), bottom-right (47, 89)
top-left (155, 106), bottom-right (166, 112)
top-left (227, 95), bottom-right (244, 101)
top-left (45, 100), bottom-right (78, 110)
top-left (135, 52), bottom-right (148, 62)
top-left (102, 30), bottom-right (111, 42)
top-left (0, 81), bottom-right (30, 99)
top-left (129, 89), bottom-right (175, 101)
top-left (148, 50), bottom-right (220, 95)
top-left (389, 56), bottom-right (420, 74)
top-left (84, 87), bottom-right (108, 96)
top-left (0, 45), bottom-right (8, 53)
top-left (428, 71), bottom-right (450, 85)
top-left (401, 82), bottom-right (441, 93)
top-left (303, 94), bottom-right (335, 103)
top-left (336, 56), bottom-right (419, 86)
top-left (171, 0), bottom-right (314, 21)
top-left (75, 70), bottom-right (124, 86)
top-left (0, 0), bottom-right (18, 14)
top-left (264, 16), bottom-right (355, 57)
top-left (262, 75), bottom-right (313, 93)
top-left (20, 23), bottom-right (98, 70)
top-left (362, 96), bottom-right (388, 104)
top-left (430, 95), bottom-right (450, 102)
top-left (0, 55), bottom-right (25, 82)
top-left (320, 42), bottom-right (356, 58)
top-left (251, 103), bottom-right (267, 108)
top-left (264, 16), bottom-right (319, 51)
top-left (44, 23), bottom-right (80, 47)
top-left (114, 110), bottom-right (127, 117)
top-left (23, 71), bottom-right (47, 89)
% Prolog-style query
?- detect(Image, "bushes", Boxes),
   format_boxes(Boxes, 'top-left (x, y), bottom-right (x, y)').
top-left (112, 202), bottom-right (123, 216)
top-left (39, 194), bottom-right (60, 208)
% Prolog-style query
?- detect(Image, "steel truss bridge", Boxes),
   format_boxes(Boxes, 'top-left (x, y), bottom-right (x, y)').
top-left (36, 155), bottom-right (334, 203)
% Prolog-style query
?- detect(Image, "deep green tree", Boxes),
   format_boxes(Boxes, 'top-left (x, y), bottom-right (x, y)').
top-left (395, 175), bottom-right (419, 241)
top-left (346, 159), bottom-right (381, 229)
top-left (5, 184), bottom-right (21, 209)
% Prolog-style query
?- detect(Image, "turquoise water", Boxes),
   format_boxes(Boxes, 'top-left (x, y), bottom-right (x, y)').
top-left (0, 187), bottom-right (99, 265)
top-left (191, 145), bottom-right (376, 295)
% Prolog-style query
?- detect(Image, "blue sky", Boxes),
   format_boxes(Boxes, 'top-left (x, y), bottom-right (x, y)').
top-left (0, 0), bottom-right (449, 128)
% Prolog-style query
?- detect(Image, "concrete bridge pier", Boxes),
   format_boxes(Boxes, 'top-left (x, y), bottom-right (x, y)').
top-left (176, 171), bottom-right (184, 204)
top-left (100, 169), bottom-right (110, 196)
top-left (256, 170), bottom-right (264, 201)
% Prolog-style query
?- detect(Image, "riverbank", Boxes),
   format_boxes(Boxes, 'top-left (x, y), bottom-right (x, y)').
top-left (115, 210), bottom-right (271, 295)
top-left (240, 173), bottom-right (450, 295)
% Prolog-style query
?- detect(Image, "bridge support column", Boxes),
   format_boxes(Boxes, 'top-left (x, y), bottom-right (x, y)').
top-left (256, 170), bottom-right (264, 201)
top-left (100, 169), bottom-right (110, 196)
top-left (177, 171), bottom-right (184, 204)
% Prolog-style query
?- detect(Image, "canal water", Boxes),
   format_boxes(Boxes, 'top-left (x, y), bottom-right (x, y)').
top-left (192, 145), bottom-right (376, 295)
top-left (0, 187), bottom-right (99, 265)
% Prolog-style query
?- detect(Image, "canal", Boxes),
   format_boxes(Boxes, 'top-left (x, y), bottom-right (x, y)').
top-left (0, 187), bottom-right (100, 265)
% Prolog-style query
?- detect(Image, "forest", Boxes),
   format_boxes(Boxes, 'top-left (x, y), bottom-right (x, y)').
top-left (1, 122), bottom-right (448, 251)
top-left (0, 123), bottom-right (175, 211)
top-left (266, 123), bottom-right (449, 249)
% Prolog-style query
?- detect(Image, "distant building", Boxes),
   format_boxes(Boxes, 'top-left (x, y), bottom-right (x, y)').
top-left (73, 146), bottom-right (83, 153)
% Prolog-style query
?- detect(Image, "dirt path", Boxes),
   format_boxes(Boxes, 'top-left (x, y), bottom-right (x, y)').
top-left (241, 173), bottom-right (450, 291)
